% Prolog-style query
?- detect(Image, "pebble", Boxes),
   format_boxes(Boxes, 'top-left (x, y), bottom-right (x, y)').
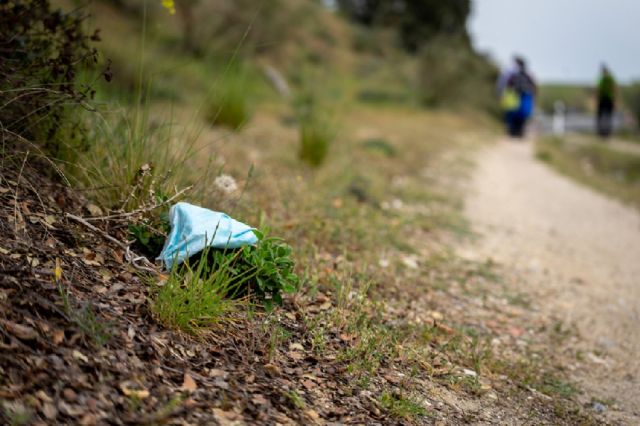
top-left (593, 402), bottom-right (606, 414)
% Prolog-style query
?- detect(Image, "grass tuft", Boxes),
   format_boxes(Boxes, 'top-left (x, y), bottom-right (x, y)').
top-left (379, 391), bottom-right (427, 419)
top-left (152, 249), bottom-right (243, 334)
top-left (299, 115), bottom-right (334, 167)
top-left (67, 107), bottom-right (203, 212)
top-left (205, 67), bottom-right (252, 131)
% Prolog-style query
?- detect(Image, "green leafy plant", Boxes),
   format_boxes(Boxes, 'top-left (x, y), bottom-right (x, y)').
top-left (197, 231), bottom-right (299, 310)
top-left (236, 231), bottom-right (300, 309)
top-left (153, 231), bottom-right (300, 333)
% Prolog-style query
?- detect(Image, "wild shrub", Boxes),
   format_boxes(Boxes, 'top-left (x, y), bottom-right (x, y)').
top-left (417, 35), bottom-right (497, 112)
top-left (0, 0), bottom-right (100, 154)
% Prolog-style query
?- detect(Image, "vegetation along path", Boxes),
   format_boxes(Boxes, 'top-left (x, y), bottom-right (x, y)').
top-left (461, 139), bottom-right (640, 423)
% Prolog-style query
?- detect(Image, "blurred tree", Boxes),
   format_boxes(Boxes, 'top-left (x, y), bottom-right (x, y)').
top-left (336, 0), bottom-right (471, 52)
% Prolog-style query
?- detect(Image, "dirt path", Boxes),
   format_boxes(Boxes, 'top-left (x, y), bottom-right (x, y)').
top-left (460, 139), bottom-right (640, 423)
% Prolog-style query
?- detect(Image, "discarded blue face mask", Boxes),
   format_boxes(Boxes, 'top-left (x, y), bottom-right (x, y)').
top-left (157, 202), bottom-right (258, 269)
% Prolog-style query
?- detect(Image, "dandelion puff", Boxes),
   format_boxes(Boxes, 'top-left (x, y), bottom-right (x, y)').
top-left (214, 174), bottom-right (238, 195)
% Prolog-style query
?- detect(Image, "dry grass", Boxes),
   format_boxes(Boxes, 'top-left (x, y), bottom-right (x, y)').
top-left (536, 135), bottom-right (640, 209)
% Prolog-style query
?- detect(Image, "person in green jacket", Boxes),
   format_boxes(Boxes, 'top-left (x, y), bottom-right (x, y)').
top-left (596, 64), bottom-right (617, 138)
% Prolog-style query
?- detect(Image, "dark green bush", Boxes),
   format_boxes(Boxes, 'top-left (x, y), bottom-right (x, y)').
top-left (0, 0), bottom-right (99, 154)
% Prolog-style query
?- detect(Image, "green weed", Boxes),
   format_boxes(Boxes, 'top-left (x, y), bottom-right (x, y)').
top-left (195, 231), bottom-right (299, 310)
top-left (537, 374), bottom-right (579, 398)
top-left (266, 323), bottom-right (291, 361)
top-left (151, 249), bottom-right (243, 334)
top-left (57, 282), bottom-right (111, 347)
top-left (285, 390), bottom-right (306, 410)
top-left (379, 391), bottom-right (427, 419)
top-left (128, 203), bottom-right (171, 257)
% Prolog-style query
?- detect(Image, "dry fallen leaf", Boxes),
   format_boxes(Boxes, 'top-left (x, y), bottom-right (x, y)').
top-left (208, 368), bottom-right (228, 378)
top-left (318, 301), bottom-right (332, 311)
top-left (35, 390), bottom-right (53, 403)
top-left (181, 372), bottom-right (197, 392)
top-left (1, 319), bottom-right (38, 340)
top-left (86, 203), bottom-right (103, 216)
top-left (54, 258), bottom-right (62, 282)
top-left (212, 408), bottom-right (241, 425)
top-left (120, 381), bottom-right (150, 399)
top-left (264, 364), bottom-right (281, 376)
top-left (127, 326), bottom-right (136, 340)
top-left (72, 350), bottom-right (89, 363)
top-left (305, 409), bottom-right (320, 420)
top-left (251, 394), bottom-right (268, 405)
top-left (289, 342), bottom-right (304, 351)
top-left (41, 402), bottom-right (57, 420)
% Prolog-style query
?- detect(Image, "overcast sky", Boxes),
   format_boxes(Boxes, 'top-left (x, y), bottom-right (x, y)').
top-left (469, 0), bottom-right (640, 84)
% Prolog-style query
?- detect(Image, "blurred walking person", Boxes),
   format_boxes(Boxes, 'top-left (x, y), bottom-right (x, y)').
top-left (498, 56), bottom-right (537, 138)
top-left (596, 64), bottom-right (617, 138)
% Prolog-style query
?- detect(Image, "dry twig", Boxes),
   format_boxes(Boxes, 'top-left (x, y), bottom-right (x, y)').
top-left (65, 213), bottom-right (160, 275)
top-left (85, 185), bottom-right (192, 222)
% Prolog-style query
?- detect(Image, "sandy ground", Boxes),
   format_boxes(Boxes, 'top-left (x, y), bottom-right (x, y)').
top-left (460, 139), bottom-right (640, 423)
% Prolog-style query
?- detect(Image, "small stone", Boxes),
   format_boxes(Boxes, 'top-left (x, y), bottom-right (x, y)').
top-left (592, 402), bottom-right (606, 414)
top-left (462, 368), bottom-right (477, 377)
top-left (305, 409), bottom-right (320, 420)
